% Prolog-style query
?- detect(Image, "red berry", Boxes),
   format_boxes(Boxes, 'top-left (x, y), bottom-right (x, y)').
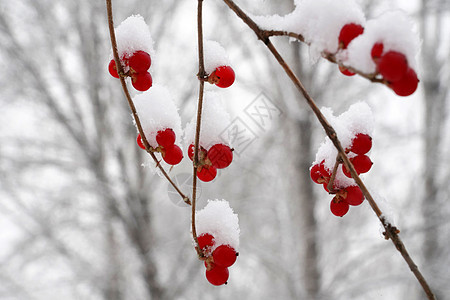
top-left (350, 133), bottom-right (372, 155)
top-left (197, 166), bottom-right (217, 182)
top-left (371, 43), bottom-right (384, 61)
top-left (213, 66), bottom-right (235, 88)
top-left (207, 144), bottom-right (233, 169)
top-left (389, 67), bottom-right (419, 97)
top-left (338, 23), bottom-right (364, 49)
top-left (188, 144), bottom-right (195, 160)
top-left (343, 186), bottom-right (364, 206)
top-left (212, 245), bottom-right (237, 268)
top-left (136, 133), bottom-right (146, 150)
top-left (205, 265), bottom-right (229, 286)
top-left (198, 233), bottom-right (215, 251)
top-left (378, 51), bottom-right (408, 82)
top-left (188, 144), bottom-right (207, 161)
top-left (351, 154), bottom-right (373, 174)
top-left (310, 161), bottom-right (330, 184)
top-left (339, 65), bottom-right (355, 76)
top-left (310, 164), bottom-right (323, 184)
top-left (109, 59), bottom-right (120, 78)
top-left (131, 72), bottom-right (153, 91)
top-left (162, 145), bottom-right (183, 165)
top-left (156, 128), bottom-right (176, 148)
top-left (330, 197), bottom-right (350, 217)
top-left (129, 50), bottom-right (151, 73)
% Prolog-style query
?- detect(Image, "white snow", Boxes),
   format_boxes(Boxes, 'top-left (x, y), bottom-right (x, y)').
top-left (184, 92), bottom-right (232, 150)
top-left (113, 15), bottom-right (155, 69)
top-left (340, 10), bottom-right (420, 74)
top-left (313, 102), bottom-right (374, 188)
top-left (253, 0), bottom-right (365, 60)
top-left (203, 40), bottom-right (231, 75)
top-left (195, 200), bottom-right (240, 251)
top-left (132, 84), bottom-right (182, 148)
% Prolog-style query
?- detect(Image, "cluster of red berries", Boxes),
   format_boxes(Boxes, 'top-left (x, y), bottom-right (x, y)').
top-left (337, 23), bottom-right (419, 97)
top-left (197, 233), bottom-right (238, 286)
top-left (137, 128), bottom-right (183, 165)
top-left (371, 44), bottom-right (419, 96)
top-left (109, 50), bottom-right (153, 91)
top-left (188, 144), bottom-right (233, 182)
top-left (208, 66), bottom-right (235, 88)
top-left (310, 133), bottom-right (373, 217)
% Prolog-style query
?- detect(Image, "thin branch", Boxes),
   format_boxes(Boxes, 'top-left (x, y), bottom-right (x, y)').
top-left (105, 0), bottom-right (190, 205)
top-left (327, 154), bottom-right (342, 194)
top-left (221, 0), bottom-right (436, 299)
top-left (192, 0), bottom-right (206, 259)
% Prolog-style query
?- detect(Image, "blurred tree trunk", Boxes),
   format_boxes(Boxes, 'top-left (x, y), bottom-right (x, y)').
top-left (291, 43), bottom-right (321, 299)
top-left (420, 1), bottom-right (449, 299)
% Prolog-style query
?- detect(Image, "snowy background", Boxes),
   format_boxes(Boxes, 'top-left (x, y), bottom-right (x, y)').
top-left (0, 0), bottom-right (449, 299)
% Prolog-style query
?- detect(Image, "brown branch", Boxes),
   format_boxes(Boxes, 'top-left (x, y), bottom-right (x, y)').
top-left (221, 0), bottom-right (436, 299)
top-left (105, 0), bottom-right (190, 206)
top-left (191, 0), bottom-right (206, 259)
top-left (327, 154), bottom-right (342, 194)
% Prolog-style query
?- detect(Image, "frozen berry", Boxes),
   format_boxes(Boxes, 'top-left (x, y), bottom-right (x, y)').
top-left (213, 245), bottom-right (237, 268)
top-left (129, 50), bottom-right (151, 73)
top-left (156, 128), bottom-right (176, 148)
top-left (339, 65), bottom-right (355, 76)
top-left (207, 144), bottom-right (233, 169)
top-left (371, 42), bottom-right (384, 61)
top-left (389, 67), bottom-right (419, 97)
top-left (188, 144), bottom-right (208, 161)
top-left (378, 51), bottom-right (408, 82)
top-left (330, 197), bottom-right (349, 217)
top-left (210, 66), bottom-right (235, 88)
top-left (205, 265), bottom-right (229, 286)
top-left (162, 145), bottom-right (183, 165)
top-left (351, 155), bottom-right (373, 174)
top-left (310, 161), bottom-right (330, 184)
top-left (131, 72), bottom-right (153, 91)
top-left (350, 133), bottom-right (372, 155)
top-left (197, 165), bottom-right (217, 182)
top-left (344, 186), bottom-right (364, 206)
top-left (109, 59), bottom-right (120, 78)
top-left (137, 133), bottom-right (146, 150)
top-left (338, 23), bottom-right (364, 49)
top-left (198, 233), bottom-right (215, 251)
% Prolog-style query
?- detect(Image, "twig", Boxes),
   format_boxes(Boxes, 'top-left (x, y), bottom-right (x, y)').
top-left (105, 0), bottom-right (190, 205)
top-left (221, 0), bottom-right (436, 299)
top-left (192, 0), bottom-right (206, 259)
top-left (327, 154), bottom-right (342, 194)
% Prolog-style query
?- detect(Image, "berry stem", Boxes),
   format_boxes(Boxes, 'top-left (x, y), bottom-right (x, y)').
top-left (105, 0), bottom-right (191, 205)
top-left (220, 0), bottom-right (435, 299)
top-left (327, 154), bottom-right (342, 194)
top-left (192, 0), bottom-right (206, 259)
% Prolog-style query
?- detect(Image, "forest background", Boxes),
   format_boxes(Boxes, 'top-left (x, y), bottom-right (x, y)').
top-left (0, 0), bottom-right (449, 299)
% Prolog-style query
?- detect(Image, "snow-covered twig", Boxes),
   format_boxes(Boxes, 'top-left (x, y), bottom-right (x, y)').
top-left (220, 0), bottom-right (436, 299)
top-left (191, 0), bottom-right (207, 259)
top-left (105, 0), bottom-right (191, 206)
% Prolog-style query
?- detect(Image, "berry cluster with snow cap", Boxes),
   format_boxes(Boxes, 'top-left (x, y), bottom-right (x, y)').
top-left (253, 0), bottom-right (419, 96)
top-left (133, 85), bottom-right (183, 165)
top-left (195, 200), bottom-right (240, 286)
top-left (338, 11), bottom-right (420, 96)
top-left (204, 40), bottom-right (235, 88)
top-left (108, 15), bottom-right (154, 91)
top-left (185, 92), bottom-right (234, 182)
top-left (310, 102), bottom-right (374, 217)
